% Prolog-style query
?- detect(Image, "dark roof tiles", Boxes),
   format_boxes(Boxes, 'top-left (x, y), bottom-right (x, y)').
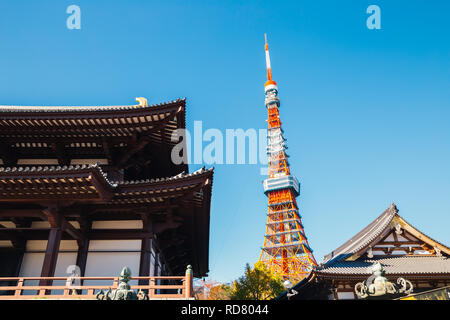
top-left (317, 256), bottom-right (450, 275)
top-left (0, 164), bottom-right (213, 189)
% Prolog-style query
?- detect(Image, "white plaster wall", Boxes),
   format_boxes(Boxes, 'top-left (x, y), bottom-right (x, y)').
top-left (88, 240), bottom-right (141, 251)
top-left (84, 252), bottom-right (140, 287)
top-left (19, 252), bottom-right (44, 295)
top-left (337, 292), bottom-right (355, 300)
top-left (91, 220), bottom-right (142, 229)
top-left (51, 252), bottom-right (78, 294)
top-left (150, 253), bottom-right (155, 276)
top-left (17, 159), bottom-right (59, 165)
top-left (25, 240), bottom-right (78, 251)
top-left (0, 220), bottom-right (16, 247)
top-left (19, 251), bottom-right (77, 295)
top-left (82, 239), bottom-right (141, 289)
top-left (26, 240), bottom-right (47, 251)
top-left (19, 253), bottom-right (44, 277)
top-left (70, 159), bottom-right (108, 165)
top-left (59, 240), bottom-right (78, 251)
top-left (0, 221), bottom-right (16, 228)
top-left (0, 240), bottom-right (12, 247)
top-left (31, 221), bottom-right (51, 228)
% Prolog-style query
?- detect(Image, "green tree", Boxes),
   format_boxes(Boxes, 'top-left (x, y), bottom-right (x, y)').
top-left (231, 262), bottom-right (285, 300)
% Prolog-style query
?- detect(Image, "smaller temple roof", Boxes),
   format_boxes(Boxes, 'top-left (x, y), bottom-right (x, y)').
top-left (276, 204), bottom-right (450, 300)
top-left (323, 203), bottom-right (450, 265)
top-left (317, 256), bottom-right (450, 277)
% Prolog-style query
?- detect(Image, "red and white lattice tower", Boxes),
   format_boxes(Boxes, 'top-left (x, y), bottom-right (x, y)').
top-left (259, 34), bottom-right (317, 282)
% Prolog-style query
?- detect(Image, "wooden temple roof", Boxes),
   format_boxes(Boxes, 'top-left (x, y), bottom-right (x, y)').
top-left (0, 97), bottom-right (214, 277)
top-left (323, 203), bottom-right (450, 264)
top-left (315, 256), bottom-right (450, 278)
top-left (316, 203), bottom-right (450, 278)
top-left (0, 98), bottom-right (188, 178)
top-left (276, 204), bottom-right (450, 300)
top-left (0, 98), bottom-right (184, 137)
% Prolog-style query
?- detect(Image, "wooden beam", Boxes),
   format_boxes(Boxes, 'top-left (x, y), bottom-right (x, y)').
top-left (43, 206), bottom-right (82, 241)
top-left (62, 220), bottom-right (82, 242)
top-left (117, 110), bottom-right (179, 167)
top-left (88, 229), bottom-right (153, 240)
top-left (89, 173), bottom-right (113, 201)
top-left (0, 143), bottom-right (18, 166)
top-left (101, 139), bottom-right (115, 166)
top-left (0, 209), bottom-right (45, 219)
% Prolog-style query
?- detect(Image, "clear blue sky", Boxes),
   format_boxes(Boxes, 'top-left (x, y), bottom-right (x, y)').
top-left (0, 1), bottom-right (449, 283)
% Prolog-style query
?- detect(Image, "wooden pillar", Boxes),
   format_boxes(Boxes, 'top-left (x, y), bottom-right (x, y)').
top-left (139, 238), bottom-right (152, 283)
top-left (139, 213), bottom-right (153, 286)
top-left (185, 265), bottom-right (193, 298)
top-left (40, 207), bottom-right (62, 287)
top-left (154, 249), bottom-right (160, 294)
top-left (76, 240), bottom-right (89, 277)
top-left (333, 288), bottom-right (339, 300)
top-left (10, 220), bottom-right (30, 278)
top-left (40, 228), bottom-right (62, 286)
top-left (76, 218), bottom-right (91, 279)
top-left (13, 245), bottom-right (26, 280)
top-left (154, 250), bottom-right (160, 276)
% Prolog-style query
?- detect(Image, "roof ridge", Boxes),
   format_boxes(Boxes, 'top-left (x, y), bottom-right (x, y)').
top-left (113, 166), bottom-right (214, 185)
top-left (0, 98), bottom-right (186, 112)
top-left (0, 163), bottom-right (118, 187)
top-left (323, 204), bottom-right (398, 264)
top-left (0, 164), bottom-right (97, 172)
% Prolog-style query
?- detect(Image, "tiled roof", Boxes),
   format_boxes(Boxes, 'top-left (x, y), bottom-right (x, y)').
top-left (323, 203), bottom-right (398, 264)
top-left (0, 164), bottom-right (212, 188)
top-left (0, 98), bottom-right (186, 113)
top-left (0, 163), bottom-right (117, 186)
top-left (114, 166), bottom-right (214, 185)
top-left (316, 256), bottom-right (450, 275)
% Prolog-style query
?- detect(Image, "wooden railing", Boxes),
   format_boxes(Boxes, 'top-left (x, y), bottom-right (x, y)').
top-left (0, 273), bottom-right (194, 300)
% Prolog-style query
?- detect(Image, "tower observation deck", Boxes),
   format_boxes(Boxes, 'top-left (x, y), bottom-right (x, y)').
top-left (259, 34), bottom-right (317, 282)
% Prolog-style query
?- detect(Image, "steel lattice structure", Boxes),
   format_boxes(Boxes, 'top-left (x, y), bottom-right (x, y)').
top-left (259, 34), bottom-right (317, 282)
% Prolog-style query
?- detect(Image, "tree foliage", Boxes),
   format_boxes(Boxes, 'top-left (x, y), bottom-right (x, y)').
top-left (194, 279), bottom-right (233, 300)
top-left (230, 262), bottom-right (285, 300)
top-left (208, 283), bottom-right (233, 300)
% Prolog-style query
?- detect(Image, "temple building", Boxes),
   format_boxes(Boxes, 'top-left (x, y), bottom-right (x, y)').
top-left (277, 203), bottom-right (450, 300)
top-left (0, 98), bottom-right (213, 296)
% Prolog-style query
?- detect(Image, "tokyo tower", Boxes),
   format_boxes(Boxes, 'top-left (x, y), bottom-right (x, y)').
top-left (259, 34), bottom-right (317, 282)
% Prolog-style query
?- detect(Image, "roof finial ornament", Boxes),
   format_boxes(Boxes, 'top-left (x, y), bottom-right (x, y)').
top-left (389, 202), bottom-right (398, 213)
top-left (136, 97), bottom-right (148, 107)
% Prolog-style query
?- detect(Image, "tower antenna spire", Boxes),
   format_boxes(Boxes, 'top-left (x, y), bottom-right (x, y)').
top-left (264, 34), bottom-right (277, 87)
